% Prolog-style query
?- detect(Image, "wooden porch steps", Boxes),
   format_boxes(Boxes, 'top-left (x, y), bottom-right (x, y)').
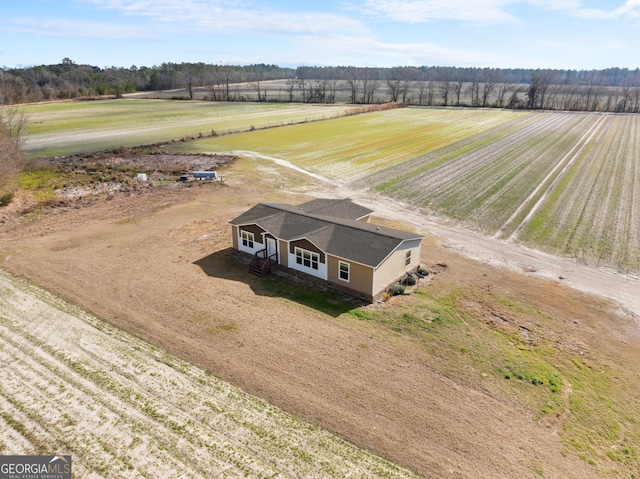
top-left (249, 250), bottom-right (277, 276)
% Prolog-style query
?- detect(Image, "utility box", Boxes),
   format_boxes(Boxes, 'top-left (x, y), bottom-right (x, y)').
top-left (192, 171), bottom-right (218, 180)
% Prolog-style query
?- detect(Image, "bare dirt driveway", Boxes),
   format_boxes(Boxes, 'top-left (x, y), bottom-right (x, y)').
top-left (1, 155), bottom-right (638, 478)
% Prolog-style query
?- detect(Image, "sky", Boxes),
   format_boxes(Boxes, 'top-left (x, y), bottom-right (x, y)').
top-left (1, 0), bottom-right (640, 70)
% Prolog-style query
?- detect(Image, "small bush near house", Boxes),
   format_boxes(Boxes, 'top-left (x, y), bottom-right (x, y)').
top-left (0, 193), bottom-right (13, 207)
top-left (417, 266), bottom-right (429, 277)
top-left (389, 284), bottom-right (405, 296)
top-left (404, 274), bottom-right (417, 286)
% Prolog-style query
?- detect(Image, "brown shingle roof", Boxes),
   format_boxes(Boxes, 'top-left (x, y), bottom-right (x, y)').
top-left (229, 200), bottom-right (422, 267)
top-left (298, 198), bottom-right (373, 220)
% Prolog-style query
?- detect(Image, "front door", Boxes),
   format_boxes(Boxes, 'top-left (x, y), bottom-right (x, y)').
top-left (266, 237), bottom-right (277, 261)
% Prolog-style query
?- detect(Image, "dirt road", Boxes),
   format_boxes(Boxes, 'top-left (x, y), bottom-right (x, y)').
top-left (366, 198), bottom-right (640, 322)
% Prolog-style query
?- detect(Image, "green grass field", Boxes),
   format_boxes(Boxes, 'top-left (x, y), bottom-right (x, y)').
top-left (178, 107), bottom-right (524, 180)
top-left (22, 99), bottom-right (354, 157)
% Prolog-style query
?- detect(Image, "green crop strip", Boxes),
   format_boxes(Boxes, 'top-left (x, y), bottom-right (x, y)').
top-left (22, 100), bottom-right (354, 157)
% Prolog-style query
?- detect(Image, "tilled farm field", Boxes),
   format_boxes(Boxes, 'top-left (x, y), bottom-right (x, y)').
top-left (182, 108), bottom-right (640, 274)
top-left (0, 270), bottom-right (417, 478)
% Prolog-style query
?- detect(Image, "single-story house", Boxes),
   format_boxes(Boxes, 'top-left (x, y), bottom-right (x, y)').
top-left (229, 198), bottom-right (423, 302)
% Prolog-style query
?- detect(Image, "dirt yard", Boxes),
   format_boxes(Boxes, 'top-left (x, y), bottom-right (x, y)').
top-left (1, 153), bottom-right (639, 478)
top-left (0, 269), bottom-right (419, 478)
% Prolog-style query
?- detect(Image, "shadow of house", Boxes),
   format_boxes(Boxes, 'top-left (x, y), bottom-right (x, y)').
top-left (193, 248), bottom-right (366, 318)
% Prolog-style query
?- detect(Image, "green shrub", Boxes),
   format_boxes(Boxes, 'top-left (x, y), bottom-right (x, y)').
top-left (404, 274), bottom-right (417, 286)
top-left (389, 284), bottom-right (405, 296)
top-left (417, 266), bottom-right (429, 276)
top-left (0, 193), bottom-right (14, 207)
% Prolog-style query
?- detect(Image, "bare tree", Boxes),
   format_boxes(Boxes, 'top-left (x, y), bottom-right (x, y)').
top-left (508, 87), bottom-right (525, 108)
top-left (328, 78), bottom-right (339, 103)
top-left (249, 68), bottom-right (266, 102)
top-left (438, 80), bottom-right (451, 106)
top-left (386, 77), bottom-right (402, 102)
top-left (285, 78), bottom-right (296, 102)
top-left (345, 71), bottom-right (360, 104)
top-left (416, 81), bottom-right (428, 105)
top-left (0, 104), bottom-right (26, 149)
top-left (631, 82), bottom-right (640, 113)
top-left (452, 79), bottom-right (465, 106)
top-left (180, 64), bottom-right (205, 100)
top-left (480, 71), bottom-right (499, 107)
top-left (361, 69), bottom-right (381, 103)
top-left (208, 63), bottom-right (236, 101)
top-left (0, 105), bottom-right (26, 203)
top-left (386, 67), bottom-right (418, 103)
top-left (536, 70), bottom-right (556, 109)
top-left (495, 83), bottom-right (513, 108)
top-left (425, 80), bottom-right (436, 106)
top-left (469, 80), bottom-right (481, 106)
top-left (400, 67), bottom-right (418, 103)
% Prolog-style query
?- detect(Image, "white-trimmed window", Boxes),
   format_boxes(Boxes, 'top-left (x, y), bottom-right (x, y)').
top-left (405, 250), bottom-right (411, 267)
top-left (241, 230), bottom-right (254, 248)
top-left (295, 248), bottom-right (319, 270)
top-left (338, 261), bottom-right (350, 282)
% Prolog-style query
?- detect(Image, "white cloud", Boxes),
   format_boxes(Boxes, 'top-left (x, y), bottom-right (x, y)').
top-left (1, 16), bottom-right (159, 39)
top-left (288, 33), bottom-right (504, 67)
top-left (614, 0), bottom-right (640, 17)
top-left (77, 0), bottom-right (370, 36)
top-left (361, 0), bottom-right (640, 23)
top-left (528, 0), bottom-right (640, 20)
top-left (360, 0), bottom-right (517, 24)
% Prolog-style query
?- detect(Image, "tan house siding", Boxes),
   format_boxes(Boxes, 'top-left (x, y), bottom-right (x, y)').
top-left (231, 225), bottom-right (239, 249)
top-left (278, 240), bottom-right (289, 268)
top-left (327, 255), bottom-right (374, 299)
top-left (372, 239), bottom-right (422, 297)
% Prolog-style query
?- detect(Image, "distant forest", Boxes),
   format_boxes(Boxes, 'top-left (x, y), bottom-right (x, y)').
top-left (2, 58), bottom-right (640, 113)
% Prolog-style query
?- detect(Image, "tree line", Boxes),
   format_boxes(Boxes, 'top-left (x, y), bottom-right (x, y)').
top-left (2, 59), bottom-right (640, 113)
top-left (0, 58), bottom-right (294, 103)
top-left (294, 66), bottom-right (640, 112)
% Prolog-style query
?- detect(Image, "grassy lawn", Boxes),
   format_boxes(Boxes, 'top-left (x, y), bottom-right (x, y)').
top-left (338, 279), bottom-right (640, 476)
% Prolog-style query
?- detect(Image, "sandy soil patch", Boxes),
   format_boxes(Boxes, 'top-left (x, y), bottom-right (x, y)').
top-left (0, 270), bottom-right (418, 478)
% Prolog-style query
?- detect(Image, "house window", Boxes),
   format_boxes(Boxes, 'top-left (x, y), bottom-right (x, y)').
top-left (241, 230), bottom-right (254, 248)
top-left (405, 250), bottom-right (411, 267)
top-left (295, 248), bottom-right (319, 270)
top-left (338, 261), bottom-right (350, 282)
